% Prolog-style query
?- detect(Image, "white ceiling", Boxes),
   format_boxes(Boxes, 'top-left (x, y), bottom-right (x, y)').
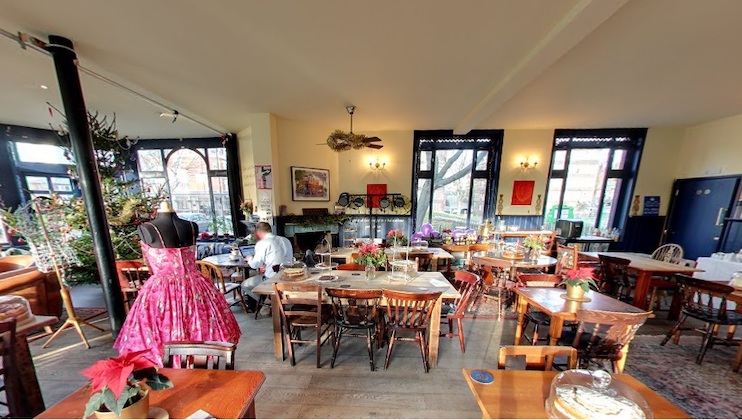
top-left (0, 0), bottom-right (741, 138)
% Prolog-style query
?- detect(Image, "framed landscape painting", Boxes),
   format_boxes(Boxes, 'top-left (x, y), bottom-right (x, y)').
top-left (291, 166), bottom-right (330, 201)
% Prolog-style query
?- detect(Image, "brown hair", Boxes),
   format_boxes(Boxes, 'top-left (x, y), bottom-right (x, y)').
top-left (256, 222), bottom-right (272, 233)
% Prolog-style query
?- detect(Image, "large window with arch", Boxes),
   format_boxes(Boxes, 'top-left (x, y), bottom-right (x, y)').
top-left (135, 144), bottom-right (233, 236)
top-left (543, 128), bottom-right (647, 234)
top-left (412, 130), bottom-right (503, 231)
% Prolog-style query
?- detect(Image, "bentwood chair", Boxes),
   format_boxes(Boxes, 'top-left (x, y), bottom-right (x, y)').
top-left (274, 283), bottom-right (334, 368)
top-left (498, 345), bottom-right (577, 371)
top-left (120, 266), bottom-right (151, 312)
top-left (382, 289), bottom-right (442, 373)
top-left (0, 319), bottom-right (22, 419)
top-left (646, 244), bottom-right (685, 310)
top-left (163, 341), bottom-right (236, 370)
top-left (561, 309), bottom-right (651, 373)
top-left (471, 256), bottom-right (513, 317)
top-left (515, 273), bottom-right (564, 345)
top-left (196, 260), bottom-right (249, 315)
top-left (441, 270), bottom-right (480, 353)
top-left (466, 244), bottom-right (494, 271)
top-left (325, 288), bottom-right (382, 371)
top-left (661, 275), bottom-right (742, 364)
top-left (598, 255), bottom-right (634, 301)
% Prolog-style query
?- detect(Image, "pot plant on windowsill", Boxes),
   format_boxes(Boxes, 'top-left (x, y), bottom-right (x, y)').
top-left (81, 350), bottom-right (173, 419)
top-left (560, 267), bottom-right (599, 302)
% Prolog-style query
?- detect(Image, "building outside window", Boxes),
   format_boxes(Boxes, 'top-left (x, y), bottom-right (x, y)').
top-left (412, 130), bottom-right (503, 231)
top-left (543, 128), bottom-right (646, 234)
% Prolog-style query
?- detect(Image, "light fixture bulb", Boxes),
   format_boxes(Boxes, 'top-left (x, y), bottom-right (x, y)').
top-left (40, 84), bottom-right (48, 90)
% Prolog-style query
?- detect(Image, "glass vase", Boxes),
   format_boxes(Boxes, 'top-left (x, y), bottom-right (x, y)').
top-left (365, 264), bottom-right (376, 281)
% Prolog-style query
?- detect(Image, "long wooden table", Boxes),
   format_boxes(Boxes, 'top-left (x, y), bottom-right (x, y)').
top-left (252, 270), bottom-right (459, 368)
top-left (462, 369), bottom-right (689, 418)
top-left (36, 368), bottom-right (265, 419)
top-left (580, 251), bottom-right (703, 312)
top-left (513, 287), bottom-right (647, 371)
top-left (331, 247), bottom-right (455, 271)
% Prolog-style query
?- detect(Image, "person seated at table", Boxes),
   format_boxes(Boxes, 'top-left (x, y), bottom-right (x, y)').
top-left (241, 222), bottom-right (293, 314)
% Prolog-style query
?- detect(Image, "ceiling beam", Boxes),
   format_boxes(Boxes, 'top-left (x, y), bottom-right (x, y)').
top-left (453, 0), bottom-right (630, 135)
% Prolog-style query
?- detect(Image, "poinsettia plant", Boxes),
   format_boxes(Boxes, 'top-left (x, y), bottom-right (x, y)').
top-left (81, 350), bottom-right (173, 418)
top-left (560, 267), bottom-right (599, 292)
top-left (386, 229), bottom-right (408, 246)
top-left (356, 243), bottom-right (387, 267)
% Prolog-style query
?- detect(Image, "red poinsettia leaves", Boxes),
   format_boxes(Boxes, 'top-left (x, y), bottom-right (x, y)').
top-left (565, 267), bottom-right (595, 281)
top-left (81, 350), bottom-right (155, 399)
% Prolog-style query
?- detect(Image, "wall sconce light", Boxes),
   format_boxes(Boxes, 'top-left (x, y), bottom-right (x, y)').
top-left (369, 157), bottom-right (386, 171)
top-left (520, 156), bottom-right (538, 170)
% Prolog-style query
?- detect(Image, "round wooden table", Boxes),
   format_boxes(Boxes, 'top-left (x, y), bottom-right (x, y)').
top-left (202, 254), bottom-right (253, 279)
top-left (472, 251), bottom-right (557, 270)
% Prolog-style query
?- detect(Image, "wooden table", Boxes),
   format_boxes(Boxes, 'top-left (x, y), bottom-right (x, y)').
top-left (331, 247), bottom-right (455, 271)
top-left (16, 315), bottom-right (58, 418)
top-left (473, 252), bottom-right (558, 270)
top-left (36, 368), bottom-right (265, 419)
top-left (462, 369), bottom-right (688, 419)
top-left (252, 270), bottom-right (459, 368)
top-left (513, 287), bottom-right (646, 371)
top-left (580, 251), bottom-right (703, 313)
top-left (202, 254), bottom-right (254, 279)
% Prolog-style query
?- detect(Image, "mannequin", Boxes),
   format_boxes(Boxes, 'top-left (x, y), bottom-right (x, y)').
top-left (138, 201), bottom-right (198, 248)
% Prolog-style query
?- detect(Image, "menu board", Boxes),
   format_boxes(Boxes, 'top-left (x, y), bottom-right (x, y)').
top-left (643, 196), bottom-right (660, 216)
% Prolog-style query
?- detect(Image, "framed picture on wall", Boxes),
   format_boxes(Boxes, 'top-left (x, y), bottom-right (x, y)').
top-left (291, 166), bottom-right (330, 201)
top-left (511, 180), bottom-right (535, 205)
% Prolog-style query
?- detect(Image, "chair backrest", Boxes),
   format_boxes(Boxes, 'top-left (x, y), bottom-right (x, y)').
top-left (115, 260), bottom-right (144, 290)
top-left (382, 289), bottom-right (442, 329)
top-left (498, 345), bottom-right (577, 370)
top-left (468, 244), bottom-right (493, 253)
top-left (409, 252), bottom-right (433, 271)
top-left (555, 243), bottom-right (579, 274)
top-left (163, 341), bottom-right (236, 370)
top-left (337, 262), bottom-right (367, 271)
top-left (0, 319), bottom-right (22, 416)
top-left (651, 243), bottom-right (684, 264)
top-left (451, 270), bottom-right (480, 309)
top-left (516, 273), bottom-right (562, 288)
top-left (196, 261), bottom-right (226, 293)
top-left (325, 287), bottom-right (381, 327)
top-left (573, 309), bottom-right (651, 362)
top-left (120, 266), bottom-right (151, 291)
top-left (471, 256), bottom-right (511, 286)
top-left (674, 274), bottom-right (734, 321)
top-left (598, 254), bottom-right (631, 292)
top-left (274, 282), bottom-right (324, 325)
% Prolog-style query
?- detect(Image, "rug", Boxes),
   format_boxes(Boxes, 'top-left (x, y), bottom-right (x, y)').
top-left (464, 295), bottom-right (518, 320)
top-left (625, 335), bottom-right (742, 419)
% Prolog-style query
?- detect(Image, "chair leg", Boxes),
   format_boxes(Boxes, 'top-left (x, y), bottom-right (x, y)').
top-left (420, 330), bottom-right (430, 373)
top-left (367, 327), bottom-right (375, 371)
top-left (457, 318), bottom-right (465, 353)
top-left (648, 287), bottom-right (657, 311)
top-left (331, 326), bottom-right (342, 369)
top-left (696, 324), bottom-right (717, 365)
top-left (286, 329), bottom-right (296, 366)
top-left (532, 324), bottom-right (540, 346)
top-left (448, 318), bottom-right (454, 335)
top-left (384, 330), bottom-right (397, 370)
top-left (661, 314), bottom-right (687, 346)
top-left (255, 295), bottom-right (265, 320)
top-left (236, 290), bottom-right (250, 315)
top-left (316, 327), bottom-right (322, 368)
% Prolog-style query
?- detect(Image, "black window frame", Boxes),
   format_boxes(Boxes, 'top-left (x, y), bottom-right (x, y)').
top-left (544, 128), bottom-right (647, 233)
top-left (412, 129), bottom-right (503, 230)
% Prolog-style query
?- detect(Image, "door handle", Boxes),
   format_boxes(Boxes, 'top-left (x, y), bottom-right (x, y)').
top-left (715, 208), bottom-right (726, 226)
top-left (713, 237), bottom-right (720, 241)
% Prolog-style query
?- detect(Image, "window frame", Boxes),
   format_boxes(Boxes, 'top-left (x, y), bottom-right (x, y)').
top-left (411, 129), bottom-right (503, 230)
top-left (544, 128), bottom-right (647, 232)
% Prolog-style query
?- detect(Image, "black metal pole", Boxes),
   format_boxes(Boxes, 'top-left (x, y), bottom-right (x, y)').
top-left (225, 133), bottom-right (245, 236)
top-left (47, 35), bottom-right (126, 337)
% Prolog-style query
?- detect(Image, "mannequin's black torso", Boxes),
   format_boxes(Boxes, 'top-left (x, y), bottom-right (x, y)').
top-left (138, 213), bottom-right (198, 248)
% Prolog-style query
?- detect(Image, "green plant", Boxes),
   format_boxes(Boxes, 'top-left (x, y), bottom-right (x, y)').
top-left (560, 267), bottom-right (599, 292)
top-left (356, 243), bottom-right (387, 267)
top-left (289, 214), bottom-right (350, 227)
top-left (522, 234), bottom-right (546, 251)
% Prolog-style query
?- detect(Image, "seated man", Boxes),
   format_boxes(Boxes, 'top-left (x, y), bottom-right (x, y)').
top-left (241, 222), bottom-right (294, 315)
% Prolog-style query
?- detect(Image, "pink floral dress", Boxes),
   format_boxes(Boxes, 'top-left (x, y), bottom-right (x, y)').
top-left (114, 225), bottom-right (241, 365)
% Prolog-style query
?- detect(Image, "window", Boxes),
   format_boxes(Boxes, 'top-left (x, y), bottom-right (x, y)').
top-left (544, 129), bottom-right (646, 234)
top-left (412, 130), bottom-right (503, 231)
top-left (135, 146), bottom-right (234, 236)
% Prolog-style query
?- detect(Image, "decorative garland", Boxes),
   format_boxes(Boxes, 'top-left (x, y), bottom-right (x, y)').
top-left (326, 130), bottom-right (368, 152)
top-left (287, 214), bottom-right (351, 227)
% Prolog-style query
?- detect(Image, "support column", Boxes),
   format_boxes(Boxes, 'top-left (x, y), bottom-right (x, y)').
top-left (225, 133), bottom-right (245, 236)
top-left (47, 35), bottom-right (126, 337)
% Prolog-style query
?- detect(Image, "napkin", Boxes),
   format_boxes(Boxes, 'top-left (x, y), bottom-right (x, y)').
top-left (429, 279), bottom-right (449, 288)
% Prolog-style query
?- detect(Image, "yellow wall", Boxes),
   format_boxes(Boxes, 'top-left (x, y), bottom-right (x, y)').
top-left (497, 129), bottom-right (553, 215)
top-left (676, 113), bottom-right (742, 178)
top-left (634, 127), bottom-right (685, 215)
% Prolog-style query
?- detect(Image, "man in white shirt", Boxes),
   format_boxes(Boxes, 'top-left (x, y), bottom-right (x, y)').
top-left (241, 222), bottom-right (294, 314)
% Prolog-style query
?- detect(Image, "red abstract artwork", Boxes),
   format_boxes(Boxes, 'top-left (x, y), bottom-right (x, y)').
top-left (511, 180), bottom-right (535, 205)
top-left (367, 184), bottom-right (387, 208)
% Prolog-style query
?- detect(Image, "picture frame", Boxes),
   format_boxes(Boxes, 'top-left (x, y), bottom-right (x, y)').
top-left (511, 180), bottom-right (535, 205)
top-left (291, 166), bottom-right (330, 201)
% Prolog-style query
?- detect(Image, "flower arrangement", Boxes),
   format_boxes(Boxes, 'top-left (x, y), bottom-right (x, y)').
top-left (560, 267), bottom-right (598, 292)
top-left (239, 198), bottom-right (254, 215)
top-left (522, 234), bottom-right (547, 250)
top-left (81, 350), bottom-right (173, 418)
top-left (386, 229), bottom-right (408, 246)
top-left (356, 243), bottom-right (387, 267)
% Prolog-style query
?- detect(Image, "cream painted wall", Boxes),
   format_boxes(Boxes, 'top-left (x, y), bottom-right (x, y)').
top-left (676, 113), bottom-right (742, 178)
top-left (236, 113), bottom-right (279, 218)
top-left (633, 127), bottom-right (685, 215)
top-left (497, 130), bottom-right (553, 216)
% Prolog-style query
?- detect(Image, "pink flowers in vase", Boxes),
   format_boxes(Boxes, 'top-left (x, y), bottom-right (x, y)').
top-left (356, 243), bottom-right (387, 267)
top-left (386, 229), bottom-right (408, 246)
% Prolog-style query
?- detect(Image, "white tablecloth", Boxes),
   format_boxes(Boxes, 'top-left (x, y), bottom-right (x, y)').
top-left (694, 257), bottom-right (742, 281)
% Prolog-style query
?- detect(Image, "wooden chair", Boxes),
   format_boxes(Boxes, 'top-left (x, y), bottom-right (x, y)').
top-left (325, 288), bottom-right (382, 371)
top-left (598, 255), bottom-right (633, 301)
top-left (120, 266), bottom-right (150, 312)
top-left (162, 341), bottom-right (236, 370)
top-left (498, 345), bottom-right (577, 371)
top-left (471, 256), bottom-right (513, 318)
top-left (651, 243), bottom-right (684, 263)
top-left (515, 273), bottom-right (563, 345)
top-left (562, 309), bottom-right (651, 373)
top-left (382, 289), bottom-right (442, 373)
top-left (441, 271), bottom-right (480, 353)
top-left (0, 319), bottom-right (22, 419)
top-left (337, 262), bottom-right (366, 271)
top-left (646, 244), bottom-right (685, 310)
top-left (467, 244), bottom-right (494, 271)
top-left (661, 275), bottom-right (742, 364)
top-left (196, 260), bottom-right (249, 315)
top-left (273, 283), bottom-right (334, 368)
top-left (555, 243), bottom-right (579, 274)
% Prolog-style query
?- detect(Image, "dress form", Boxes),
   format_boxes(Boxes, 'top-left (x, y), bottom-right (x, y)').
top-left (138, 201), bottom-right (198, 248)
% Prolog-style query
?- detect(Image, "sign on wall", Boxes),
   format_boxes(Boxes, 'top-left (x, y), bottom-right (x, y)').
top-left (643, 196), bottom-right (660, 216)
top-left (511, 180), bottom-right (535, 205)
top-left (255, 165), bottom-right (273, 190)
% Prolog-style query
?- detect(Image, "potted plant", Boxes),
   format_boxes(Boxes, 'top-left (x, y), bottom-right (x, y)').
top-left (356, 243), bottom-right (387, 280)
top-left (81, 350), bottom-right (173, 419)
top-left (386, 229), bottom-right (408, 246)
top-left (560, 267), bottom-right (598, 301)
top-left (522, 234), bottom-right (546, 261)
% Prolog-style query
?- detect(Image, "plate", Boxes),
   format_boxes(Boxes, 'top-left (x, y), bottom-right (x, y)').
top-left (469, 370), bottom-right (494, 385)
top-left (316, 275), bottom-right (338, 283)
